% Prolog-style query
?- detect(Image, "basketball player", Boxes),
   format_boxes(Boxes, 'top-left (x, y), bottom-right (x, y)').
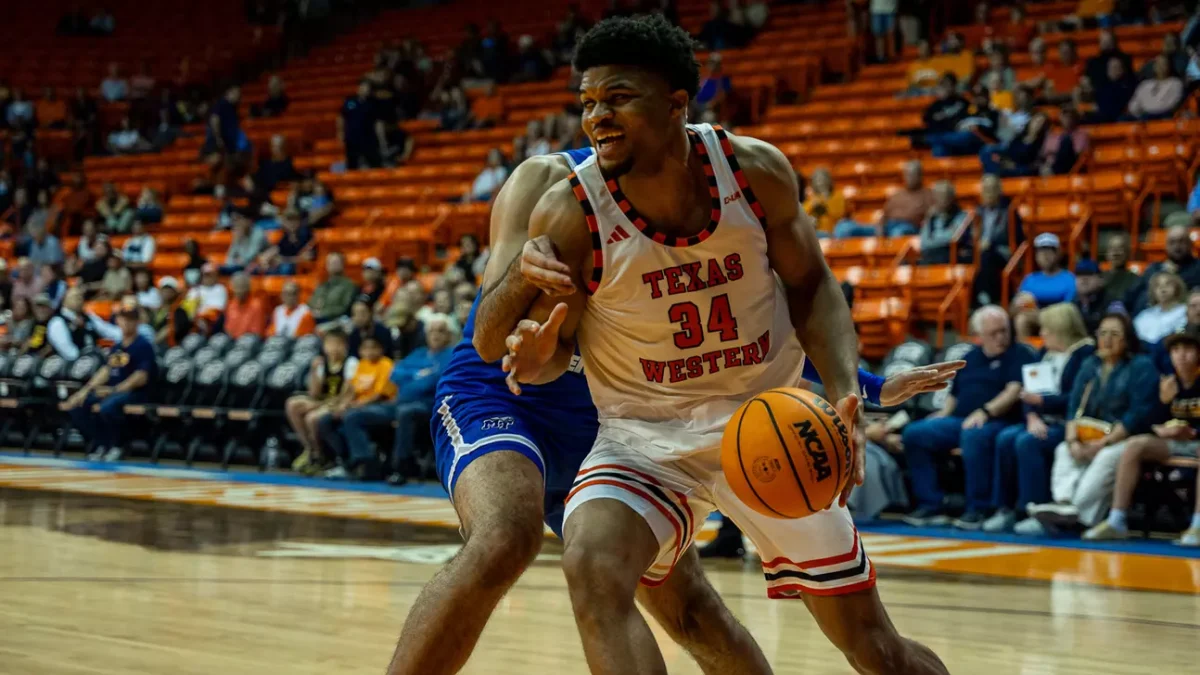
top-left (502, 15), bottom-right (949, 675)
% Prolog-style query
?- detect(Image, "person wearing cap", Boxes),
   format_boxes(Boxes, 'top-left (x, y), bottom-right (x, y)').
top-left (1133, 271), bottom-right (1188, 345)
top-left (224, 272), bottom-right (270, 338)
top-left (257, 207), bottom-right (314, 275)
top-left (310, 252), bottom-right (359, 324)
top-left (360, 257), bottom-right (386, 307)
top-left (1017, 233), bottom-right (1077, 307)
top-left (1073, 259), bottom-right (1107, 334)
top-left (153, 276), bottom-right (191, 347)
top-left (22, 290), bottom-right (93, 360)
top-left (63, 304), bottom-right (157, 462)
top-left (1082, 325), bottom-right (1200, 544)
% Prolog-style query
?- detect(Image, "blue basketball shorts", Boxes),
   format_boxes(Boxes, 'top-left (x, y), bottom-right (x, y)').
top-left (432, 392), bottom-right (599, 538)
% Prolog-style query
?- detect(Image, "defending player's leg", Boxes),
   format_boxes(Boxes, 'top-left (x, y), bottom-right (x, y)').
top-left (803, 589), bottom-right (949, 675)
top-left (386, 450), bottom-right (545, 675)
top-left (635, 547), bottom-right (773, 675)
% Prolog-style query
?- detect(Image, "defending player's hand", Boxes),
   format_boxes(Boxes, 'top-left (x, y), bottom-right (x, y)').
top-left (833, 393), bottom-right (865, 509)
top-left (502, 302), bottom-right (569, 395)
top-left (520, 235), bottom-right (574, 297)
top-left (878, 360), bottom-right (965, 407)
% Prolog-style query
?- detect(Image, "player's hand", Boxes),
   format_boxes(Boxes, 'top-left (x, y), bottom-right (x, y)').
top-left (502, 302), bottom-right (568, 395)
top-left (878, 360), bottom-right (965, 407)
top-left (962, 409), bottom-right (989, 429)
top-left (520, 235), bottom-right (574, 297)
top-left (833, 393), bottom-right (865, 509)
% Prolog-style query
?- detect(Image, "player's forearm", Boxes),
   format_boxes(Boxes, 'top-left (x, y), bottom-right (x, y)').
top-left (790, 269), bottom-right (859, 404)
top-left (473, 254), bottom-right (540, 363)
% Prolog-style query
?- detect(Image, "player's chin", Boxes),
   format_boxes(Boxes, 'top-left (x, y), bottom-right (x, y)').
top-left (597, 151), bottom-right (634, 179)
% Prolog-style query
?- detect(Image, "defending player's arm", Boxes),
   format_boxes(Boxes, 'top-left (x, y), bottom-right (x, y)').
top-left (501, 181), bottom-right (592, 394)
top-left (735, 133), bottom-right (865, 505)
top-left (472, 156), bottom-right (575, 363)
top-left (800, 359), bottom-right (963, 407)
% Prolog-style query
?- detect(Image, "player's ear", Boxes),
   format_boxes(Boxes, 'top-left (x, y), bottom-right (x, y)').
top-left (668, 89), bottom-right (690, 120)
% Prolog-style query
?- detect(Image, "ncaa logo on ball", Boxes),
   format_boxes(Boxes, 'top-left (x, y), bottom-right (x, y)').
top-left (751, 456), bottom-right (780, 483)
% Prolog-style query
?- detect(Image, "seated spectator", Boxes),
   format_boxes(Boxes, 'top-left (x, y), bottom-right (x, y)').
top-left (289, 329), bottom-right (358, 475)
top-left (11, 257), bottom-right (47, 306)
top-left (1018, 234), bottom-right (1077, 307)
top-left (1086, 56), bottom-right (1136, 124)
top-left (920, 74), bottom-right (970, 145)
top-left (129, 61), bottom-right (155, 102)
top-left (36, 87), bottom-right (68, 129)
top-left (130, 268), bottom-right (160, 310)
top-left (258, 75), bottom-right (290, 118)
top-left (1, 296), bottom-right (35, 349)
top-left (925, 83), bottom-right (998, 158)
top-left (836, 160), bottom-right (932, 238)
top-left (377, 257), bottom-right (417, 314)
top-left (56, 172), bottom-right (92, 230)
top-left (1074, 260), bottom-right (1107, 333)
top-left (453, 234), bottom-right (487, 282)
top-left (1140, 33), bottom-right (1187, 81)
top-left (386, 293), bottom-right (427, 358)
top-left (998, 86), bottom-right (1036, 143)
top-left (1085, 30), bottom-right (1133, 86)
top-left (317, 335), bottom-right (398, 480)
top-left (270, 281), bottom-right (316, 338)
top-left (1038, 107), bottom-right (1089, 176)
top-left (905, 39), bottom-right (975, 96)
top-left (347, 296), bottom-right (394, 357)
top-left (2, 187), bottom-right (35, 231)
top-left (95, 183), bottom-right (135, 233)
top-left (288, 174), bottom-right (336, 228)
top-left (1134, 272), bottom-right (1188, 344)
top-left (902, 305), bottom-right (1037, 528)
top-left (100, 63), bottom-right (129, 103)
top-left (802, 167), bottom-right (847, 237)
top-left (69, 87), bottom-right (99, 157)
top-left (979, 47), bottom-right (1017, 93)
top-left (359, 258), bottom-right (387, 307)
top-left (98, 254), bottom-right (132, 300)
top-left (151, 277), bottom-right (189, 347)
top-left (71, 220), bottom-right (102, 270)
top-left (182, 238), bottom-right (206, 286)
top-left (134, 187), bottom-right (163, 226)
top-left (76, 239), bottom-right (110, 289)
top-left (991, 4), bottom-right (1034, 52)
top-left (1128, 54), bottom-right (1184, 121)
top-left (1035, 39), bottom-right (1083, 102)
top-left (918, 181), bottom-right (970, 264)
top-left (221, 213), bottom-right (267, 274)
top-left (185, 263), bottom-right (229, 334)
top-left (465, 149), bottom-right (510, 202)
top-left (990, 303), bottom-right (1096, 533)
top-left (556, 114), bottom-right (589, 152)
top-left (223, 272), bottom-right (269, 338)
top-left (256, 208), bottom-right (314, 275)
top-left (980, 110), bottom-right (1048, 177)
top-left (310, 252), bottom-right (359, 324)
top-left (6, 89), bottom-right (36, 129)
top-left (695, 53), bottom-right (732, 115)
top-left (1126, 225), bottom-right (1200, 315)
top-left (64, 305), bottom-right (156, 463)
top-left (27, 287), bottom-right (97, 359)
top-left (22, 218), bottom-right (64, 269)
top-left (1083, 325), bottom-right (1200, 544)
top-left (1103, 233), bottom-right (1138, 307)
top-left (121, 219), bottom-right (156, 267)
top-left (1025, 312), bottom-right (1157, 534)
top-left (699, 2), bottom-right (749, 51)
top-left (973, 174), bottom-right (1024, 306)
top-left (255, 135), bottom-right (301, 194)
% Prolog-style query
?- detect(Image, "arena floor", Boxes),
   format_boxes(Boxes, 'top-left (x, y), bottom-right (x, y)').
top-left (0, 456), bottom-right (1197, 675)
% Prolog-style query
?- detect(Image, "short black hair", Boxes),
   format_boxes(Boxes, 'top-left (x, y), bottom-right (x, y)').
top-left (323, 328), bottom-right (348, 343)
top-left (573, 14), bottom-right (701, 98)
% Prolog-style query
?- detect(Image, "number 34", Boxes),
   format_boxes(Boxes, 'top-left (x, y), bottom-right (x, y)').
top-left (668, 294), bottom-right (740, 349)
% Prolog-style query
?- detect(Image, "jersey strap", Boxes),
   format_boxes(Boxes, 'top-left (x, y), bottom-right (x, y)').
top-left (712, 125), bottom-right (768, 228)
top-left (568, 171), bottom-right (605, 295)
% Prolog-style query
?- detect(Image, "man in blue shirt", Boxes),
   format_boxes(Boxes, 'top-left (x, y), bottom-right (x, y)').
top-left (1018, 233), bottom-right (1077, 307)
top-left (902, 305), bottom-right (1037, 528)
top-left (339, 80), bottom-right (382, 170)
top-left (65, 305), bottom-right (157, 462)
top-left (340, 315), bottom-right (456, 484)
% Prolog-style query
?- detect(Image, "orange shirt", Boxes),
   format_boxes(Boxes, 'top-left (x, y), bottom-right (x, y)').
top-left (350, 357), bottom-right (397, 403)
top-left (224, 294), bottom-right (269, 338)
top-left (36, 99), bottom-right (68, 126)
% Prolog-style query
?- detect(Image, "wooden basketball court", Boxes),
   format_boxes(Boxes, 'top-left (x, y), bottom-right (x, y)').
top-left (0, 472), bottom-right (1197, 674)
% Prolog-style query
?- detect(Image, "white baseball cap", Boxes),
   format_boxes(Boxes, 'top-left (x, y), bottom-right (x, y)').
top-left (363, 257), bottom-right (383, 271)
top-left (1033, 233), bottom-right (1060, 249)
top-left (158, 276), bottom-right (180, 290)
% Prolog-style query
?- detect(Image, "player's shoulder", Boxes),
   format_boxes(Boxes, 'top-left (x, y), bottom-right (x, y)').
top-left (721, 129), bottom-right (797, 208)
top-left (507, 153), bottom-right (576, 191)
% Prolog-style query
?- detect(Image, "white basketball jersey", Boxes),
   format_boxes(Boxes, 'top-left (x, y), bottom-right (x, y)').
top-left (569, 123), bottom-right (805, 458)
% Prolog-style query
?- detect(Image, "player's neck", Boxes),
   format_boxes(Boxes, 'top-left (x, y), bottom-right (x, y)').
top-left (616, 132), bottom-right (706, 233)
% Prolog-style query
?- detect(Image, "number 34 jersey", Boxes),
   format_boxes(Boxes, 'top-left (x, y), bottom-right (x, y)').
top-left (570, 123), bottom-right (806, 458)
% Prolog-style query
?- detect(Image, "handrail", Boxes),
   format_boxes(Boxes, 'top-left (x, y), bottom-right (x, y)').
top-left (1130, 178), bottom-right (1159, 259)
top-left (936, 276), bottom-right (966, 349)
top-left (1007, 191), bottom-right (1026, 255)
top-left (1001, 240), bottom-right (1030, 309)
top-left (1067, 206), bottom-right (1093, 268)
top-left (890, 237), bottom-right (916, 268)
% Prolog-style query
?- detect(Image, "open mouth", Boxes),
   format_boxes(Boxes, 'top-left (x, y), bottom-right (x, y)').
top-left (594, 130), bottom-right (625, 151)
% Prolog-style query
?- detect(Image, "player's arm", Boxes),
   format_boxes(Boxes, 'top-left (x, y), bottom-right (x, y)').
top-left (472, 156), bottom-right (573, 363)
top-left (800, 359), bottom-right (962, 407)
top-left (502, 181), bottom-right (592, 393)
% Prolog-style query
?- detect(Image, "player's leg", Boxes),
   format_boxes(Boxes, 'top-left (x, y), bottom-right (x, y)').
top-left (635, 547), bottom-right (773, 675)
top-left (387, 400), bottom-right (547, 675)
top-left (803, 588), bottom-right (948, 675)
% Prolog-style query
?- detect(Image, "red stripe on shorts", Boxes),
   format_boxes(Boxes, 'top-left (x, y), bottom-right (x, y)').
top-left (765, 565), bottom-right (877, 599)
top-left (567, 477), bottom-right (686, 568)
top-left (761, 528), bottom-right (861, 571)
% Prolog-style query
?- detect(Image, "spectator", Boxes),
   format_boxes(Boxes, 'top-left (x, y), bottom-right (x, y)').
top-left (339, 80), bottom-right (382, 169)
top-left (288, 174), bottom-right (336, 228)
top-left (64, 305), bottom-right (156, 463)
top-left (453, 234), bottom-right (487, 281)
top-left (40, 263), bottom-right (66, 310)
top-left (998, 86), bottom-right (1037, 143)
top-left (465, 149), bottom-right (510, 202)
top-left (347, 296), bottom-right (394, 357)
top-left (222, 213), bottom-right (267, 274)
top-left (993, 4), bottom-right (1034, 51)
top-left (1140, 33), bottom-right (1187, 81)
top-left (99, 254), bottom-right (132, 300)
top-left (918, 181), bottom-right (970, 264)
top-left (386, 292), bottom-right (427, 358)
top-left (1025, 312), bottom-right (1158, 534)
top-left (920, 73), bottom-right (970, 139)
top-left (76, 239), bottom-right (111, 288)
top-left (881, 160), bottom-right (932, 236)
top-left (556, 114), bottom-right (589, 152)
top-left (68, 86), bottom-right (99, 157)
top-left (22, 218), bottom-right (64, 269)
top-left (151, 277), bottom-right (189, 347)
top-left (1127, 225), bottom-right (1200, 315)
top-left (695, 53), bottom-right (733, 115)
top-left (89, 7), bottom-right (115, 35)
top-left (973, 174), bottom-right (1024, 306)
top-left (133, 187), bottom-right (162, 226)
top-left (1087, 56), bottom-right (1136, 124)
top-left (310, 252), bottom-right (359, 324)
top-left (186, 263), bottom-right (229, 333)
top-left (1030, 39), bottom-right (1082, 102)
top-left (1083, 325), bottom-right (1200, 543)
top-left (1074, 260), bottom-right (1107, 333)
top-left (257, 208), bottom-right (313, 275)
top-left (259, 75), bottom-right (290, 118)
top-left (2, 187), bottom-right (34, 230)
top-left (121, 219), bottom-right (156, 267)
top-left (270, 281), bottom-right (316, 338)
top-left (359, 258), bottom-right (387, 307)
top-left (132, 268), bottom-right (160, 310)
top-left (1, 297), bottom-right (35, 348)
top-left (512, 34), bottom-right (552, 83)
top-left (182, 238), bottom-right (206, 285)
top-left (1134, 272), bottom-right (1188, 344)
top-left (1128, 54), bottom-right (1185, 121)
top-left (1018, 233), bottom-right (1077, 307)
top-left (5, 88), bottom-right (35, 129)
top-left (1085, 30), bottom-right (1133, 86)
top-left (905, 39), bottom-right (975, 96)
top-left (989, 303), bottom-right (1096, 532)
top-left (255, 135), bottom-right (301, 194)
top-left (925, 81), bottom-right (997, 157)
top-left (318, 334), bottom-right (398, 480)
top-left (981, 110), bottom-right (1048, 177)
top-left (288, 329), bottom-right (358, 475)
top-left (129, 61), bottom-right (155, 104)
top-left (802, 167), bottom-right (847, 237)
top-left (980, 47), bottom-right (1017, 93)
top-left (11, 257), bottom-right (47, 306)
top-left (96, 183), bottom-right (135, 233)
top-left (1038, 107), bottom-right (1088, 176)
top-left (34, 87), bottom-right (68, 130)
top-left (1103, 233), bottom-right (1138, 307)
top-left (902, 305), bottom-right (1037, 528)
top-left (378, 257), bottom-right (418, 314)
top-left (99, 63), bottom-right (128, 103)
top-left (868, 0), bottom-right (899, 62)
top-left (28, 286), bottom-right (95, 359)
top-left (203, 85), bottom-right (245, 172)
top-left (72, 220), bottom-right (102, 270)
top-left (223, 272), bottom-right (270, 338)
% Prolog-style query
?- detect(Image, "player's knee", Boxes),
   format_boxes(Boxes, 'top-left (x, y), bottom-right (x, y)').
top-left (562, 538), bottom-right (643, 603)
top-left (843, 625), bottom-right (908, 675)
top-left (461, 517), bottom-right (543, 588)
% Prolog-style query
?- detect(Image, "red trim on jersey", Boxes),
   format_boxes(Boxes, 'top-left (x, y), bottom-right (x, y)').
top-left (712, 125), bottom-right (768, 229)
top-left (567, 172), bottom-right (604, 294)
top-left (765, 569), bottom-right (877, 599)
top-left (761, 529), bottom-right (862, 570)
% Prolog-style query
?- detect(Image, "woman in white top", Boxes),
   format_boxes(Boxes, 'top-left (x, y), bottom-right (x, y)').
top-left (132, 268), bottom-right (162, 310)
top-left (465, 148), bottom-right (509, 202)
top-left (1134, 271), bottom-right (1188, 344)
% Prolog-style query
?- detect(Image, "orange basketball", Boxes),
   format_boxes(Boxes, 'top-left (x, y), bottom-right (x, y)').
top-left (721, 388), bottom-right (851, 519)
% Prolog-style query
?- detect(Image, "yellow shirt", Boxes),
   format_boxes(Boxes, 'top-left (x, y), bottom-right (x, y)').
top-left (350, 357), bottom-right (398, 403)
top-left (803, 191), bottom-right (847, 234)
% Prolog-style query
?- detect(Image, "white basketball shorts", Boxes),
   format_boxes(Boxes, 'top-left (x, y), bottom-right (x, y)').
top-left (563, 425), bottom-right (876, 598)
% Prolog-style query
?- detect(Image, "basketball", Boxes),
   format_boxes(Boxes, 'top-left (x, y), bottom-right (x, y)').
top-left (721, 388), bottom-right (851, 519)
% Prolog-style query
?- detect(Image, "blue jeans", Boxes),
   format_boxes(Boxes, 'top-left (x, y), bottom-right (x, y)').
top-left (392, 400), bottom-right (432, 471)
top-left (338, 403), bottom-right (398, 468)
top-left (267, 263), bottom-right (297, 275)
top-left (901, 416), bottom-right (1012, 512)
top-left (925, 131), bottom-right (983, 158)
top-left (994, 423), bottom-right (1064, 512)
top-left (68, 390), bottom-right (144, 450)
top-left (833, 220), bottom-right (919, 239)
